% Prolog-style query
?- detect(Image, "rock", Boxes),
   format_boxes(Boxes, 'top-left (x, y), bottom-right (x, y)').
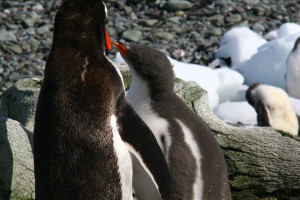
top-left (36, 25), bottom-right (50, 35)
top-left (252, 22), bottom-right (265, 33)
top-left (207, 14), bottom-right (224, 23)
top-left (156, 32), bottom-right (174, 41)
top-left (8, 45), bottom-right (23, 54)
top-left (122, 30), bottom-right (143, 42)
top-left (0, 31), bottom-right (17, 42)
top-left (209, 27), bottom-right (223, 36)
top-left (164, 1), bottom-right (193, 11)
top-left (0, 78), bottom-right (42, 132)
top-left (22, 12), bottom-right (41, 28)
top-left (172, 49), bottom-right (185, 59)
top-left (32, 3), bottom-right (44, 11)
top-left (8, 73), bottom-right (21, 82)
top-left (0, 117), bottom-right (34, 200)
top-left (167, 16), bottom-right (181, 23)
top-left (226, 14), bottom-right (243, 25)
top-left (139, 19), bottom-right (158, 27)
top-left (117, 62), bottom-right (132, 90)
top-left (242, 0), bottom-right (260, 4)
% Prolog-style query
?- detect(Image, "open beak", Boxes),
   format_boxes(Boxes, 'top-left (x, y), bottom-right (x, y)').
top-left (114, 41), bottom-right (128, 58)
top-left (105, 29), bottom-right (112, 50)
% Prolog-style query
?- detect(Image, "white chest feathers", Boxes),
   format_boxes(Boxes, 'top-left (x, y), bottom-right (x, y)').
top-left (127, 73), bottom-right (172, 160)
top-left (110, 115), bottom-right (133, 200)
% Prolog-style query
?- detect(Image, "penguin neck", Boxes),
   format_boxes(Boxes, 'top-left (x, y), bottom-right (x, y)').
top-left (127, 70), bottom-right (152, 110)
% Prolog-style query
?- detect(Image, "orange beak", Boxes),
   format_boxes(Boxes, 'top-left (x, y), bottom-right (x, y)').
top-left (105, 29), bottom-right (112, 50)
top-left (114, 41), bottom-right (128, 57)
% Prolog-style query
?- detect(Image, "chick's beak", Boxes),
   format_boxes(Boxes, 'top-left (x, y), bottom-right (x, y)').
top-left (114, 41), bottom-right (128, 58)
top-left (105, 29), bottom-right (112, 50)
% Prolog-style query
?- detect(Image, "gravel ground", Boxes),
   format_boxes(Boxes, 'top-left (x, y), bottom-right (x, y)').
top-left (1, 0), bottom-right (300, 97)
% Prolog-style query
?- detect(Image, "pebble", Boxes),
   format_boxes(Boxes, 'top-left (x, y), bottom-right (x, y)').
top-left (8, 72), bottom-right (21, 81)
top-left (242, 0), bottom-right (260, 4)
top-left (157, 32), bottom-right (174, 41)
top-left (122, 30), bottom-right (143, 42)
top-left (252, 22), bottom-right (265, 33)
top-left (210, 28), bottom-right (223, 36)
top-left (8, 45), bottom-right (23, 54)
top-left (167, 16), bottom-right (181, 23)
top-left (139, 19), bottom-right (158, 27)
top-left (164, 1), bottom-right (193, 11)
top-left (226, 14), bottom-right (243, 25)
top-left (0, 31), bottom-right (17, 42)
top-left (36, 25), bottom-right (50, 35)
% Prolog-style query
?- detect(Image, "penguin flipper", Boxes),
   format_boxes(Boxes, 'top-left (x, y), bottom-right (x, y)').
top-left (116, 99), bottom-right (171, 200)
top-left (257, 102), bottom-right (271, 127)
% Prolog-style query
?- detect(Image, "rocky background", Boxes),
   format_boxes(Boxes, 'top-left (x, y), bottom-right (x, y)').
top-left (1, 0), bottom-right (300, 96)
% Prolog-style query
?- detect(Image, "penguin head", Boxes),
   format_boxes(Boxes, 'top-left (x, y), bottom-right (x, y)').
top-left (245, 82), bottom-right (262, 111)
top-left (53, 0), bottom-right (111, 51)
top-left (114, 42), bottom-right (175, 93)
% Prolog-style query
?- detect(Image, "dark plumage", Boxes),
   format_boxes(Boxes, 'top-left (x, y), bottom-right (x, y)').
top-left (115, 42), bottom-right (232, 200)
top-left (34, 1), bottom-right (171, 199)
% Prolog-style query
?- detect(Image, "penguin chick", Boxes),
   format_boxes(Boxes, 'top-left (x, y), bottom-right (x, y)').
top-left (246, 83), bottom-right (299, 136)
top-left (115, 42), bottom-right (232, 200)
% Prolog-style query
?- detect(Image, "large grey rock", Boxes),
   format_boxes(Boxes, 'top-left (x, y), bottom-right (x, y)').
top-left (1, 74), bottom-right (300, 199)
top-left (0, 117), bottom-right (34, 200)
top-left (0, 78), bottom-right (42, 132)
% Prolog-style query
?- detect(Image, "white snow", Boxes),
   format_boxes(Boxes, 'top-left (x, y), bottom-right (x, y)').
top-left (277, 22), bottom-right (300, 38)
top-left (215, 27), bottom-right (267, 73)
top-left (213, 101), bottom-right (257, 125)
top-left (264, 22), bottom-right (300, 40)
top-left (243, 32), bottom-right (300, 89)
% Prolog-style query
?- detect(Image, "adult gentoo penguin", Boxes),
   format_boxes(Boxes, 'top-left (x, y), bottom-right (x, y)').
top-left (286, 36), bottom-right (300, 99)
top-left (246, 83), bottom-right (299, 136)
top-left (33, 0), bottom-right (171, 199)
top-left (114, 42), bottom-right (232, 200)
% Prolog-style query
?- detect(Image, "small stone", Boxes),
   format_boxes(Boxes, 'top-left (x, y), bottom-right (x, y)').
top-left (0, 31), bottom-right (17, 42)
top-left (5, 82), bottom-right (13, 88)
top-left (164, 1), bottom-right (193, 11)
top-left (8, 72), bottom-right (21, 81)
top-left (122, 30), bottom-right (143, 42)
top-left (139, 19), bottom-right (158, 27)
top-left (167, 16), bottom-right (181, 23)
top-left (172, 49), bottom-right (185, 59)
top-left (210, 28), bottom-right (222, 36)
top-left (36, 25), bottom-right (50, 35)
top-left (242, 0), bottom-right (260, 4)
top-left (157, 32), bottom-right (174, 41)
top-left (207, 14), bottom-right (224, 23)
top-left (4, 9), bottom-right (10, 15)
top-left (226, 14), bottom-right (242, 25)
top-left (252, 22), bottom-right (265, 32)
top-left (8, 45), bottom-right (23, 54)
top-left (21, 43), bottom-right (31, 52)
top-left (22, 12), bottom-right (41, 27)
top-left (32, 3), bottom-right (44, 11)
